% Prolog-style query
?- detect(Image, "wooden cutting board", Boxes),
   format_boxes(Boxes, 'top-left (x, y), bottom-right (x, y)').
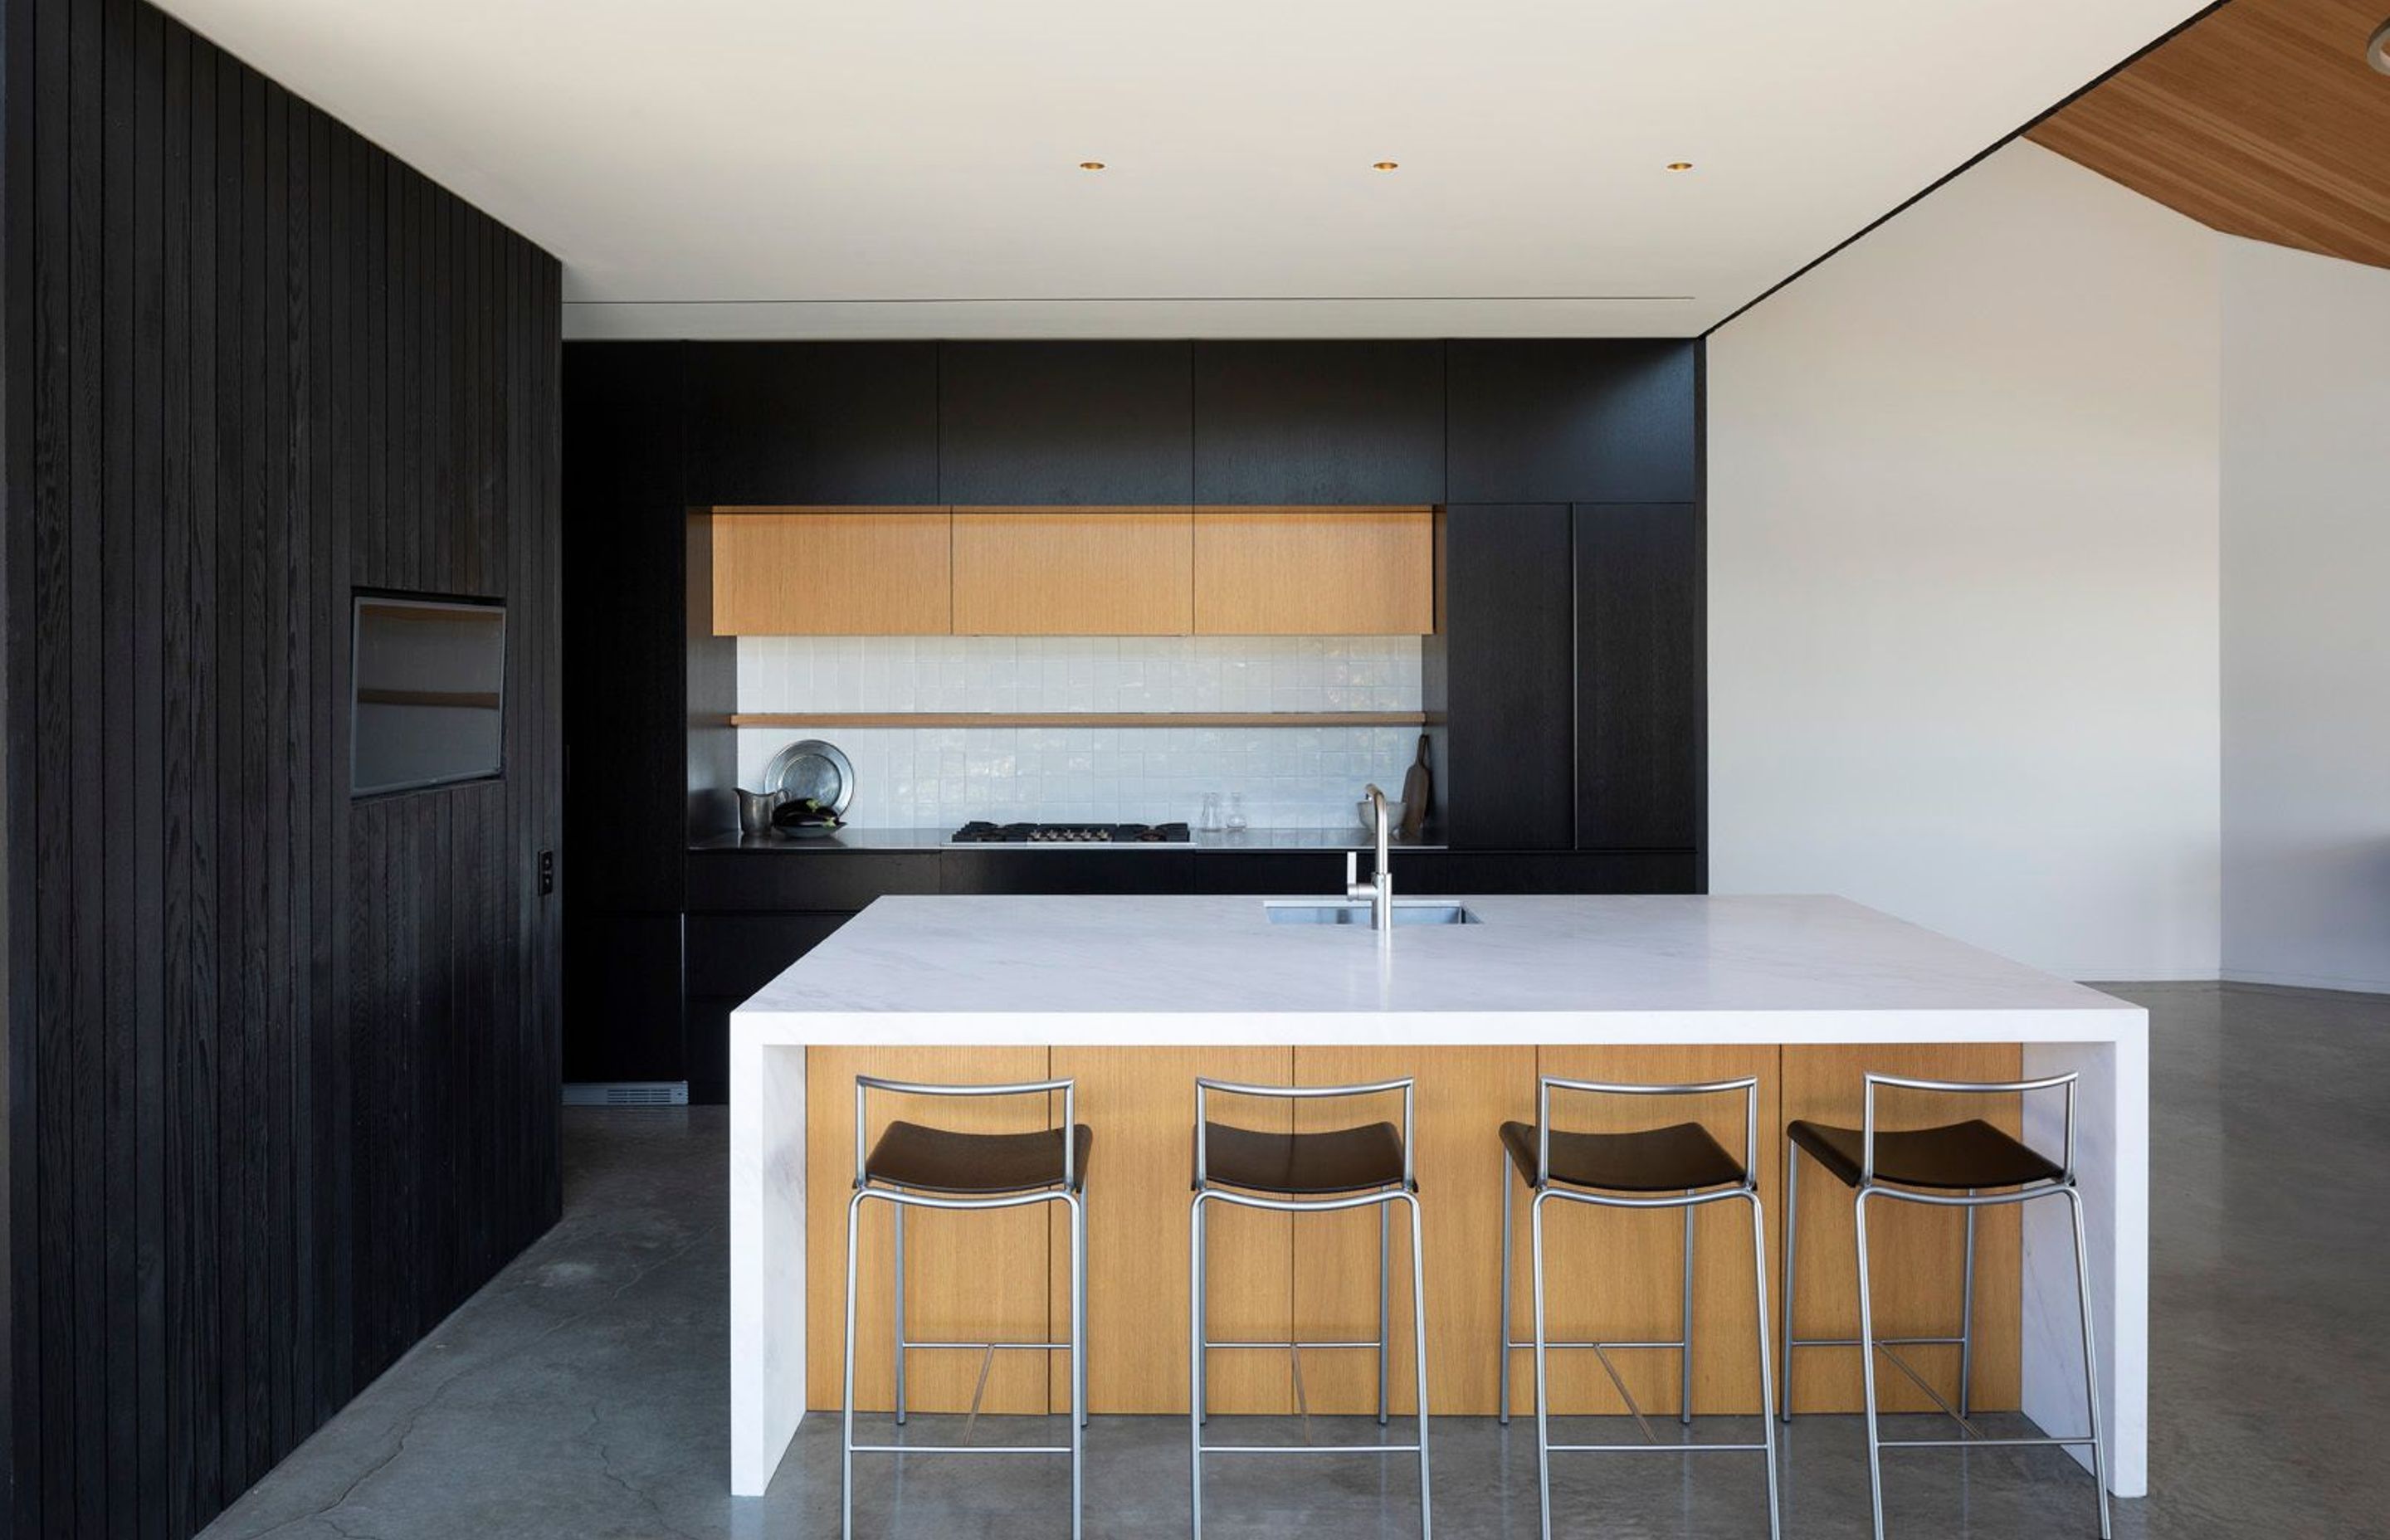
top-left (1397, 733), bottom-right (1431, 841)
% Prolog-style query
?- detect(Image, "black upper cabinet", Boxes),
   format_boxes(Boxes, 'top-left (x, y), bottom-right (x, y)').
top-left (1447, 340), bottom-right (1698, 504)
top-left (939, 341), bottom-right (1194, 504)
top-left (687, 341), bottom-right (939, 505)
top-left (1575, 504), bottom-right (1700, 850)
top-left (1436, 505), bottom-right (1576, 850)
top-left (1191, 341), bottom-right (1445, 504)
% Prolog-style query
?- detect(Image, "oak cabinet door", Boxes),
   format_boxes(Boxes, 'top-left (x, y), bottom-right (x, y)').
top-left (710, 509), bottom-right (952, 635)
top-left (951, 509), bottom-right (1194, 635)
top-left (1193, 507), bottom-right (1434, 635)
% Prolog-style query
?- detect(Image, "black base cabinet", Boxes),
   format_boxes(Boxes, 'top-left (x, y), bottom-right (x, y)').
top-left (939, 849), bottom-right (1196, 896)
top-left (1189, 851), bottom-right (1354, 895)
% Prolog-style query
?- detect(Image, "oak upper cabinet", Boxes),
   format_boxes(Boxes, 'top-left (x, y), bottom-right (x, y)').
top-left (1193, 508), bottom-right (1434, 635)
top-left (710, 509), bottom-right (953, 635)
top-left (952, 509), bottom-right (1194, 636)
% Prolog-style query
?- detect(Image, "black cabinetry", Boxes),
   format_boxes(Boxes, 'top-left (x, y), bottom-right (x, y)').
top-left (1189, 851), bottom-right (1353, 895)
top-left (561, 914), bottom-right (685, 1084)
top-left (685, 912), bottom-right (860, 1001)
top-left (1430, 501), bottom-right (1704, 860)
top-left (563, 343), bottom-right (695, 914)
top-left (939, 342), bottom-right (1194, 504)
top-left (939, 849), bottom-right (1194, 895)
top-left (687, 341), bottom-right (939, 505)
top-left (687, 850), bottom-right (939, 912)
top-left (1575, 504), bottom-right (1700, 850)
top-left (1447, 339), bottom-right (1698, 504)
top-left (1432, 505), bottom-right (1575, 850)
top-left (1192, 341), bottom-right (1445, 504)
top-left (564, 336), bottom-right (1710, 1102)
top-left (1399, 851), bottom-right (1699, 894)
top-left (684, 910), bottom-right (859, 1103)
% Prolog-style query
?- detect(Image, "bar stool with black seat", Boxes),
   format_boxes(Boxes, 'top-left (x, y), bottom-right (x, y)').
top-left (1780, 1072), bottom-right (2110, 1540)
top-left (1496, 1075), bottom-right (1782, 1540)
top-left (1188, 1076), bottom-right (1432, 1539)
top-left (841, 1075), bottom-right (1093, 1540)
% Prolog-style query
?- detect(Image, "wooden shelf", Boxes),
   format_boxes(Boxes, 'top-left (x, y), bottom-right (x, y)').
top-left (727, 711), bottom-right (1428, 729)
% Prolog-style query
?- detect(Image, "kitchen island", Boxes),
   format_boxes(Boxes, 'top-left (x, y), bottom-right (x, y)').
top-left (729, 893), bottom-right (2147, 1500)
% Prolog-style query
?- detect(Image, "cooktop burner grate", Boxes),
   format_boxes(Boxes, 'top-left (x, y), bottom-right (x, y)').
top-left (948, 821), bottom-right (1192, 845)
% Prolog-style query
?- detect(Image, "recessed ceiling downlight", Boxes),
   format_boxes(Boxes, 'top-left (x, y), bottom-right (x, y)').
top-left (1078, 161), bottom-right (1106, 171)
top-left (2368, 17), bottom-right (2390, 74)
top-left (1373, 161), bottom-right (1400, 171)
top-left (1666, 161), bottom-right (1695, 173)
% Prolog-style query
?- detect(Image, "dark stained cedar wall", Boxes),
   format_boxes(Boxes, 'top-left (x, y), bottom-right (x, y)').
top-left (0, 0), bottom-right (566, 1533)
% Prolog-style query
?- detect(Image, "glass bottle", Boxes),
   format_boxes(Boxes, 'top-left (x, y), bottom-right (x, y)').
top-left (1199, 792), bottom-right (1223, 833)
top-left (1224, 792), bottom-right (1249, 835)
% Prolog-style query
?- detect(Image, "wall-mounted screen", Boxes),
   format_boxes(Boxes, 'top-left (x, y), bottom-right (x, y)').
top-left (351, 595), bottom-right (506, 796)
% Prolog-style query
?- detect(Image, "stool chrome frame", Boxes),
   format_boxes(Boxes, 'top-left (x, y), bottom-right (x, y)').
top-left (841, 1075), bottom-right (1088, 1540)
top-left (1188, 1076), bottom-right (1432, 1540)
top-left (1779, 1072), bottom-right (2110, 1540)
top-left (1498, 1076), bottom-right (1782, 1540)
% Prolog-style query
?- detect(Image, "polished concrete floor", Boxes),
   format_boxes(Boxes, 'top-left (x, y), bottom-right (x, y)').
top-left (200, 982), bottom-right (2390, 1539)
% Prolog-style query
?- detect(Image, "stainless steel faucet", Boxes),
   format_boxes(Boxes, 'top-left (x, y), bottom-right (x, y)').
top-left (1346, 783), bottom-right (1395, 933)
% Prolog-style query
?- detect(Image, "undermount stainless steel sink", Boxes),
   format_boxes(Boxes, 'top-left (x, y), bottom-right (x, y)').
top-left (1264, 899), bottom-right (1480, 928)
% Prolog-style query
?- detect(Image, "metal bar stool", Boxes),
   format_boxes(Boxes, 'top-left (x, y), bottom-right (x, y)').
top-left (1497, 1076), bottom-right (1782, 1540)
top-left (1780, 1072), bottom-right (2110, 1540)
top-left (841, 1075), bottom-right (1093, 1540)
top-left (1188, 1076), bottom-right (1432, 1539)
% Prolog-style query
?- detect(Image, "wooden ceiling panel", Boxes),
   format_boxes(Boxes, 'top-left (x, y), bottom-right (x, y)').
top-left (2029, 0), bottom-right (2390, 269)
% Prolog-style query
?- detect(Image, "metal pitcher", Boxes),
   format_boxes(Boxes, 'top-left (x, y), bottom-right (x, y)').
top-left (738, 787), bottom-right (786, 836)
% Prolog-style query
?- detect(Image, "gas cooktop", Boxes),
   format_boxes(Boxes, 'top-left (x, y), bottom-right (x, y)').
top-left (947, 821), bottom-right (1192, 845)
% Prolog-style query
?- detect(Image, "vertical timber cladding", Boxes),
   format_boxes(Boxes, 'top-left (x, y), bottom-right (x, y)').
top-left (0, 0), bottom-right (564, 1533)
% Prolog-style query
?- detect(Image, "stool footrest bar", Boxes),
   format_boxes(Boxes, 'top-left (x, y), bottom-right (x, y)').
top-left (1545, 1441), bottom-right (1773, 1455)
top-left (899, 1340), bottom-right (1072, 1352)
top-left (1204, 1338), bottom-right (1381, 1351)
top-left (1198, 1443), bottom-right (1424, 1456)
top-left (1877, 1435), bottom-right (2099, 1450)
top-left (847, 1444), bottom-right (1074, 1456)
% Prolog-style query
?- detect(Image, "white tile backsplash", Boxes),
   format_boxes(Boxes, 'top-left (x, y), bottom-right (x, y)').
top-left (737, 635), bottom-right (1426, 829)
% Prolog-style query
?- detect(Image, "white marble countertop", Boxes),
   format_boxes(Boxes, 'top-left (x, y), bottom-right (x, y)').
top-left (732, 894), bottom-right (2138, 1045)
top-left (693, 827), bottom-right (1444, 852)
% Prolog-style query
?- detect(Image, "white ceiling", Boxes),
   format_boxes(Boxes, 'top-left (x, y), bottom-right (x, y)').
top-left (159, 0), bottom-right (2209, 339)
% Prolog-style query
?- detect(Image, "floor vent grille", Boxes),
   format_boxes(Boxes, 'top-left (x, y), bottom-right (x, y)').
top-left (563, 1081), bottom-right (690, 1108)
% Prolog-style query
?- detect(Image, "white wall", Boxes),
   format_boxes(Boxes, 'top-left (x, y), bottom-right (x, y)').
top-left (1706, 142), bottom-right (2222, 979)
top-left (2220, 238), bottom-right (2390, 992)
